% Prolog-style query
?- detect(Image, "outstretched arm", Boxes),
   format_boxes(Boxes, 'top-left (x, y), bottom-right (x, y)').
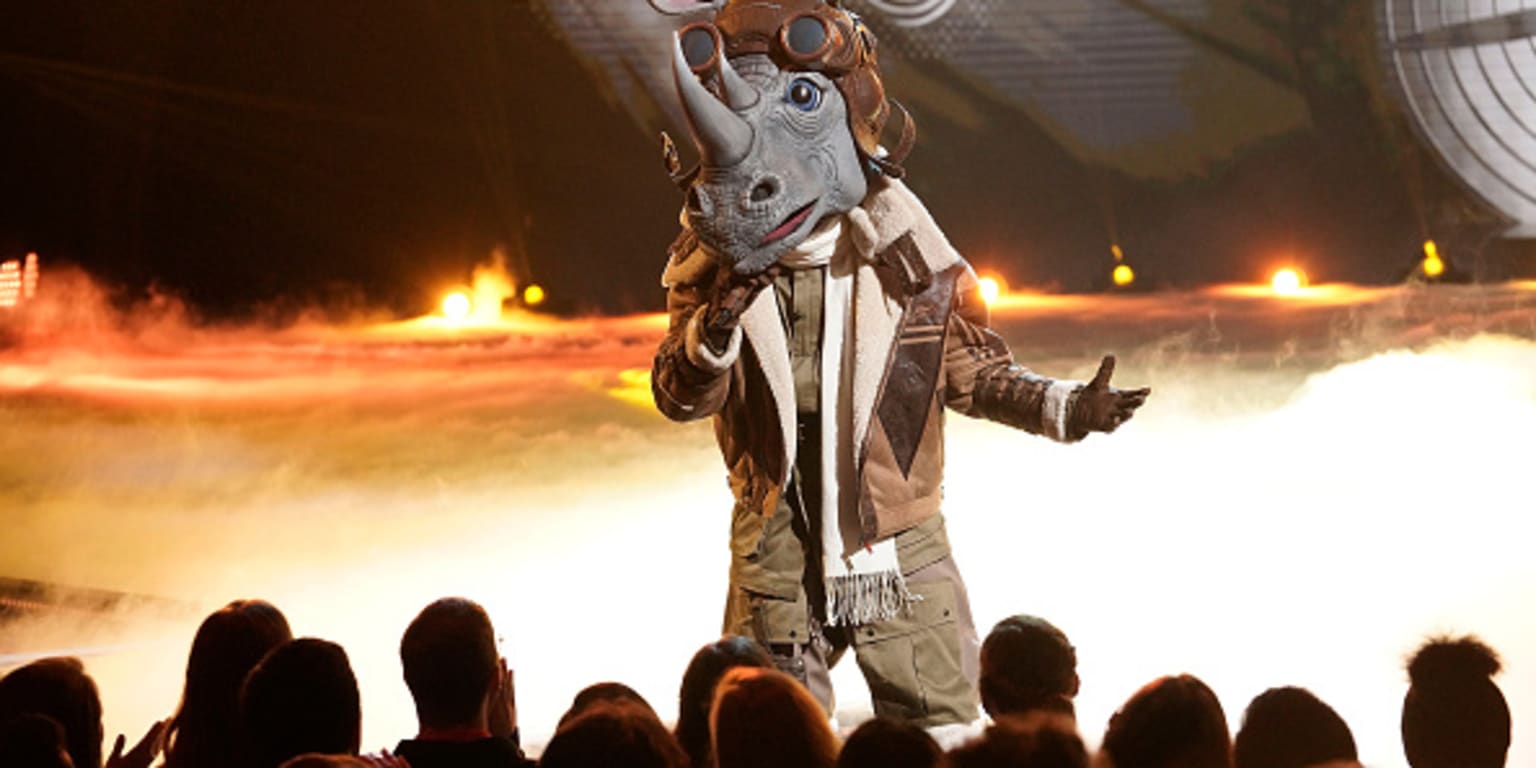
top-left (943, 271), bottom-right (1148, 440)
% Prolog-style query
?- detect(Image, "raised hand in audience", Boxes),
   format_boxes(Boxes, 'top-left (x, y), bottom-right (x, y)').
top-left (105, 718), bottom-right (167, 768)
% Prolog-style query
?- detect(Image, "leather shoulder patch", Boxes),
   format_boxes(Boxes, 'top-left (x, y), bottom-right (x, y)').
top-left (874, 262), bottom-right (961, 479)
top-left (874, 232), bottom-right (933, 299)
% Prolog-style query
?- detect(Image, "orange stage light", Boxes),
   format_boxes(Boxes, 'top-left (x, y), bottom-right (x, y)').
top-left (978, 276), bottom-right (1002, 306)
top-left (441, 291), bottom-right (472, 321)
top-left (1271, 268), bottom-right (1306, 296)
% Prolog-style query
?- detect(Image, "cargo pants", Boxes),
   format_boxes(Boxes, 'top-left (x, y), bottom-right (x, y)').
top-left (722, 472), bottom-right (982, 727)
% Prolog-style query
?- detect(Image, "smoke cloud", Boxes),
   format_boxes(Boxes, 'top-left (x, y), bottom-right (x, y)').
top-left (2, 271), bottom-right (1534, 766)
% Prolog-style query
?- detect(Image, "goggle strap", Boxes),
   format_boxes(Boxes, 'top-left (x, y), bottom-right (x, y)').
top-left (873, 99), bottom-right (917, 178)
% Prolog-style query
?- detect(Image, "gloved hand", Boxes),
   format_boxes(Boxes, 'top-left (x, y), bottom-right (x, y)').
top-left (702, 263), bottom-right (778, 353)
top-left (1068, 355), bottom-right (1149, 437)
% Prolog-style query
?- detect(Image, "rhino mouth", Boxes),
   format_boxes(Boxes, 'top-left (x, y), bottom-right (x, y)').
top-left (759, 200), bottom-right (818, 247)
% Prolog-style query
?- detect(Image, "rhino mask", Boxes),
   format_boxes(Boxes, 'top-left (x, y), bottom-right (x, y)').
top-left (671, 36), bottom-right (870, 275)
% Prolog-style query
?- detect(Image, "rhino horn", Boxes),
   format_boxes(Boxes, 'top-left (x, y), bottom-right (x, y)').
top-left (672, 32), bottom-right (752, 167)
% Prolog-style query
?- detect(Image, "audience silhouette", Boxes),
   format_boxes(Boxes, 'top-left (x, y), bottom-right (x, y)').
top-left (558, 682), bottom-right (656, 728)
top-left (539, 699), bottom-right (687, 768)
top-left (1100, 674), bottom-right (1231, 768)
top-left (0, 657), bottom-right (104, 768)
top-left (1232, 686), bottom-right (1357, 768)
top-left (0, 600), bottom-right (1519, 768)
top-left (837, 716), bottom-right (944, 768)
top-left (674, 636), bottom-right (773, 768)
top-left (978, 615), bottom-right (1078, 721)
top-left (948, 712), bottom-right (1087, 768)
top-left (240, 638), bottom-right (361, 768)
top-left (165, 600), bottom-right (292, 768)
top-left (1401, 635), bottom-right (1510, 768)
top-left (394, 598), bottom-right (532, 768)
top-left (0, 711), bottom-right (76, 768)
top-left (710, 666), bottom-right (839, 768)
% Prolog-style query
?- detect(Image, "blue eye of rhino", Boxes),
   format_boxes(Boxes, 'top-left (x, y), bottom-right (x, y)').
top-left (785, 77), bottom-right (822, 112)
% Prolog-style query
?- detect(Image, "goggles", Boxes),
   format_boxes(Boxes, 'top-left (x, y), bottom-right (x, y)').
top-left (678, 5), bottom-right (867, 78)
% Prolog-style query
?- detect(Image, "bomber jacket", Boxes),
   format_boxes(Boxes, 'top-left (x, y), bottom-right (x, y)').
top-left (652, 176), bottom-right (1084, 554)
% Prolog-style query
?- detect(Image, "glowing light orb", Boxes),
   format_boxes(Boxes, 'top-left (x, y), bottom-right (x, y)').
top-left (441, 291), bottom-right (472, 320)
top-left (523, 284), bottom-right (546, 307)
top-left (1423, 255), bottom-right (1445, 278)
top-left (1112, 264), bottom-right (1135, 287)
top-left (978, 276), bottom-right (1002, 306)
top-left (1423, 241), bottom-right (1445, 278)
top-left (1271, 268), bottom-right (1306, 296)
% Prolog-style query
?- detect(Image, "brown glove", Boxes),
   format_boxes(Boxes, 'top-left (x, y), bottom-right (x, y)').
top-left (702, 264), bottom-right (778, 353)
top-left (1068, 355), bottom-right (1150, 438)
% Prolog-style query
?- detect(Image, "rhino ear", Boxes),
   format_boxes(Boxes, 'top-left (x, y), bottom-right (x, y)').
top-left (647, 0), bottom-right (725, 15)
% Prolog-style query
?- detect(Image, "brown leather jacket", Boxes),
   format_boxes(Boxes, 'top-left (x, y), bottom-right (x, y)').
top-left (652, 177), bottom-right (1082, 548)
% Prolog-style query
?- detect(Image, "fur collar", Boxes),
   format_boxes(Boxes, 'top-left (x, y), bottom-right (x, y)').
top-left (845, 176), bottom-right (962, 273)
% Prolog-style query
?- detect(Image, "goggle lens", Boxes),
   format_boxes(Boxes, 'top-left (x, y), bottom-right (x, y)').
top-left (784, 15), bottom-right (830, 59)
top-left (680, 24), bottom-right (721, 73)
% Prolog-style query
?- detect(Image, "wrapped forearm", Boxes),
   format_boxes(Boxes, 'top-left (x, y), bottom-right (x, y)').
top-left (970, 363), bottom-right (1083, 442)
top-left (651, 275), bottom-right (737, 421)
top-left (652, 328), bottom-right (731, 421)
top-left (944, 292), bottom-right (1084, 442)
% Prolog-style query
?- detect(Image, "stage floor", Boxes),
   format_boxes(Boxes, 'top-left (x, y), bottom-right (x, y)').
top-left (3, 276), bottom-right (1534, 765)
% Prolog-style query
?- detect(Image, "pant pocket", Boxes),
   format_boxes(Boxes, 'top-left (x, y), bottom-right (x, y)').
top-left (850, 579), bottom-right (977, 726)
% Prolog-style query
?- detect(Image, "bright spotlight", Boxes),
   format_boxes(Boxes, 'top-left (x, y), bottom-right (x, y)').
top-left (1112, 264), bottom-right (1135, 287)
top-left (1271, 268), bottom-right (1305, 296)
top-left (1423, 240), bottom-right (1445, 278)
top-left (978, 276), bottom-right (1002, 306)
top-left (523, 284), bottom-right (546, 307)
top-left (442, 291), bottom-right (472, 320)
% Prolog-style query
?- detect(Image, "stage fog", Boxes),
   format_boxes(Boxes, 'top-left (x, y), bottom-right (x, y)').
top-left (2, 268), bottom-right (1533, 767)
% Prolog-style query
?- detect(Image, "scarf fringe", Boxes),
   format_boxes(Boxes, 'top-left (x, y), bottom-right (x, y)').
top-left (825, 569), bottom-right (920, 627)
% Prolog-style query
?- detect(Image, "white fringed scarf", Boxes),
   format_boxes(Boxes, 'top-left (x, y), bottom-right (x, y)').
top-left (780, 217), bottom-right (912, 627)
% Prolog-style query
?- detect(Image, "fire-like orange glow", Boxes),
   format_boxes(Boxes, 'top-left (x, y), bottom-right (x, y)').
top-left (5, 270), bottom-right (1536, 766)
top-left (1113, 264), bottom-right (1135, 287)
top-left (605, 367), bottom-right (654, 409)
top-left (978, 276), bottom-right (1002, 306)
top-left (441, 290), bottom-right (472, 321)
top-left (1271, 268), bottom-right (1306, 296)
top-left (524, 284), bottom-right (546, 307)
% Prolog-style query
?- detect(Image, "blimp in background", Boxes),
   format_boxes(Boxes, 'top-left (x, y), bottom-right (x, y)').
top-left (539, 0), bottom-right (1536, 286)
top-left (1378, 1), bottom-right (1536, 238)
